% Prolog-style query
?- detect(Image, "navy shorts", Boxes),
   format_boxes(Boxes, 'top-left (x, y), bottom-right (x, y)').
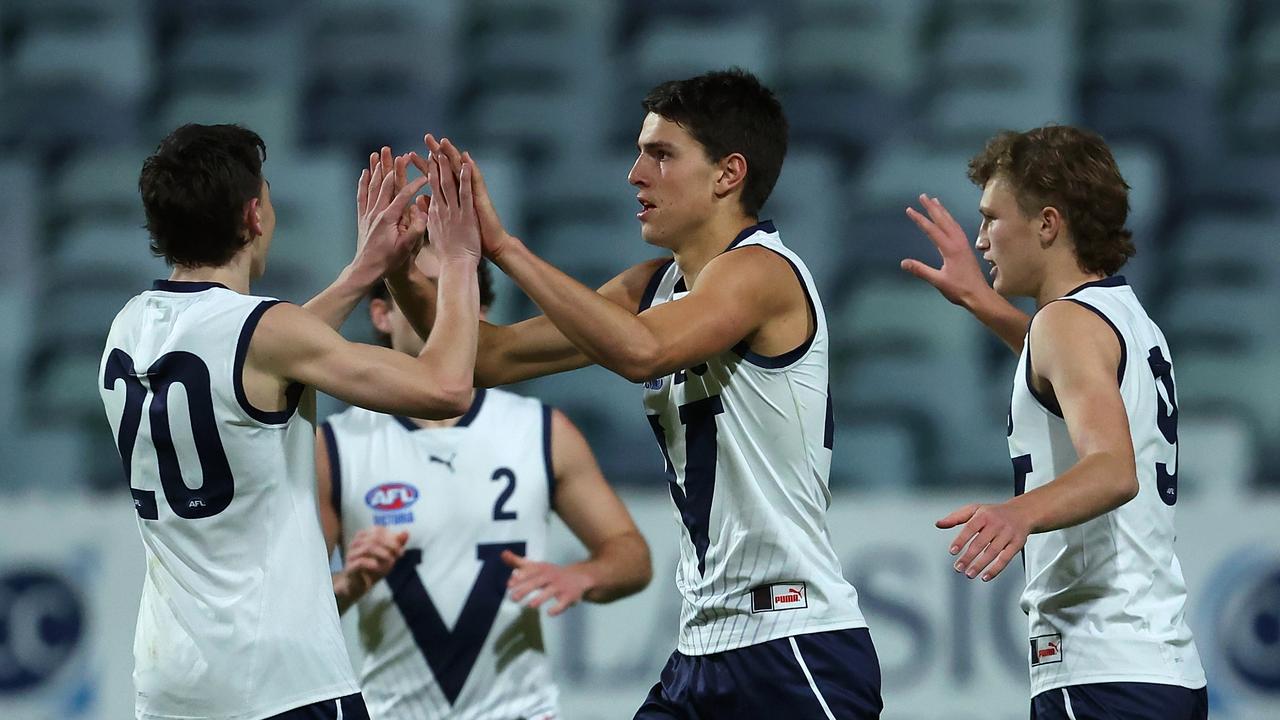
top-left (1030, 682), bottom-right (1208, 720)
top-left (267, 693), bottom-right (370, 720)
top-left (634, 627), bottom-right (882, 719)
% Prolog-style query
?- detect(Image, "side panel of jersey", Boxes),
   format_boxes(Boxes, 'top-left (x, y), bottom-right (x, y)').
top-left (1007, 278), bottom-right (1205, 695)
top-left (640, 222), bottom-right (865, 656)
top-left (99, 283), bottom-right (356, 720)
top-left (327, 389), bottom-right (559, 720)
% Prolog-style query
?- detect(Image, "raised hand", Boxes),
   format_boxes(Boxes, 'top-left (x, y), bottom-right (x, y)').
top-left (502, 549), bottom-right (593, 617)
top-left (419, 134), bottom-right (516, 261)
top-left (936, 501), bottom-right (1030, 582)
top-left (335, 526), bottom-right (410, 604)
top-left (902, 194), bottom-right (990, 306)
top-left (354, 146), bottom-right (429, 280)
top-left (422, 143), bottom-right (481, 264)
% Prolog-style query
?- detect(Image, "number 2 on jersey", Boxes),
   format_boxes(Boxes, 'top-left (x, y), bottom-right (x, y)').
top-left (103, 349), bottom-right (235, 520)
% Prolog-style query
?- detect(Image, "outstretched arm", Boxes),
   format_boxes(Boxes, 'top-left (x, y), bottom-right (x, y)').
top-left (903, 194), bottom-right (1030, 354)
top-left (939, 301), bottom-right (1138, 582)
top-left (386, 256), bottom-right (667, 386)
top-left (503, 409), bottom-right (651, 616)
top-left (248, 149), bottom-right (481, 419)
top-left (385, 136), bottom-right (664, 386)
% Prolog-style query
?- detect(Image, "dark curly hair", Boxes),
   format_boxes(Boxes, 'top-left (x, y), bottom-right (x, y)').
top-left (968, 125), bottom-right (1136, 276)
top-left (139, 124), bottom-right (267, 268)
top-left (642, 68), bottom-right (788, 218)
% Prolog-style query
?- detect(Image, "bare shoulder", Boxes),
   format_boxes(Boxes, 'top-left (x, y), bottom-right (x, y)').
top-left (698, 245), bottom-right (803, 308)
top-left (1030, 299), bottom-right (1122, 371)
top-left (247, 300), bottom-right (337, 368)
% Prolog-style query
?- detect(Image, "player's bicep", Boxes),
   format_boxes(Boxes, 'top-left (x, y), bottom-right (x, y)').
top-left (1034, 305), bottom-right (1136, 465)
top-left (632, 253), bottom-right (777, 376)
top-left (252, 304), bottom-right (466, 418)
top-left (549, 409), bottom-right (643, 550)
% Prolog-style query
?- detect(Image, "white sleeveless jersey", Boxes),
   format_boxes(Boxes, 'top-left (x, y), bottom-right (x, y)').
top-left (1008, 276), bottom-right (1206, 696)
top-left (324, 388), bottom-right (559, 719)
top-left (98, 280), bottom-right (358, 720)
top-left (639, 222), bottom-right (866, 655)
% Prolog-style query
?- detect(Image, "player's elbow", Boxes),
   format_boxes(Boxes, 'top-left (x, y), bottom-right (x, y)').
top-left (616, 344), bottom-right (664, 384)
top-left (1110, 454), bottom-right (1140, 507)
top-left (617, 531), bottom-right (654, 597)
top-left (411, 380), bottom-right (473, 420)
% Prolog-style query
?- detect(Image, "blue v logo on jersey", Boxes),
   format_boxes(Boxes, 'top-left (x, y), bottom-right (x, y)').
top-left (365, 482), bottom-right (420, 526)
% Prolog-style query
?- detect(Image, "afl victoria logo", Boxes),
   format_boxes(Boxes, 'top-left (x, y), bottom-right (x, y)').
top-left (365, 483), bottom-right (420, 512)
top-left (0, 568), bottom-right (84, 693)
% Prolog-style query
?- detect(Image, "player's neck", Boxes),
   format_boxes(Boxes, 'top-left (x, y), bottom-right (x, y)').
top-left (1034, 267), bottom-right (1107, 308)
top-left (168, 254), bottom-right (253, 294)
top-left (672, 213), bottom-right (758, 287)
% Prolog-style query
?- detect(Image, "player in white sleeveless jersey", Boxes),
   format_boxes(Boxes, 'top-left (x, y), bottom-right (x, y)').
top-left (99, 124), bottom-right (485, 720)
top-left (314, 255), bottom-right (651, 720)
top-left (385, 71), bottom-right (883, 718)
top-left (903, 125), bottom-right (1207, 719)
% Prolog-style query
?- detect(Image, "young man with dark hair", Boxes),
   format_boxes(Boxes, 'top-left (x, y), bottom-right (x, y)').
top-left (316, 246), bottom-right (651, 719)
top-left (389, 69), bottom-right (883, 719)
top-left (903, 125), bottom-right (1207, 719)
top-left (99, 123), bottom-right (483, 720)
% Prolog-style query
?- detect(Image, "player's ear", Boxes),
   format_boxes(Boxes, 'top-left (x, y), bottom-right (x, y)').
top-left (243, 197), bottom-right (263, 239)
top-left (1038, 205), bottom-right (1063, 248)
top-left (714, 152), bottom-right (748, 200)
top-left (369, 297), bottom-right (394, 334)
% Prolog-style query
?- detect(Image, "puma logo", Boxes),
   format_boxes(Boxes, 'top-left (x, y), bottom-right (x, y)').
top-left (429, 453), bottom-right (456, 472)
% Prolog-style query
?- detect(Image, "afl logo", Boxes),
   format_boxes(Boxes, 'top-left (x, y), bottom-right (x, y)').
top-left (365, 483), bottom-right (420, 512)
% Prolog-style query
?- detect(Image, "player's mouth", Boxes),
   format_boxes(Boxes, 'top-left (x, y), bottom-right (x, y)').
top-left (636, 196), bottom-right (656, 221)
top-left (985, 256), bottom-right (998, 280)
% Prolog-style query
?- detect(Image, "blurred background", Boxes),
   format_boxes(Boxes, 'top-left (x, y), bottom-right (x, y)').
top-left (0, 0), bottom-right (1278, 718)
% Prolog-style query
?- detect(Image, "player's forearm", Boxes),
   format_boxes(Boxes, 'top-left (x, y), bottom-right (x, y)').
top-left (387, 264), bottom-right (525, 387)
top-left (962, 289), bottom-right (1031, 355)
top-left (303, 263), bottom-right (379, 330)
top-left (495, 238), bottom-right (657, 381)
top-left (575, 530), bottom-right (652, 603)
top-left (415, 259), bottom-right (480, 405)
top-left (1006, 451), bottom-right (1139, 534)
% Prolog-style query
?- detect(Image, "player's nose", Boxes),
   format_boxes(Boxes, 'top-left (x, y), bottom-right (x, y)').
top-left (627, 157), bottom-right (647, 187)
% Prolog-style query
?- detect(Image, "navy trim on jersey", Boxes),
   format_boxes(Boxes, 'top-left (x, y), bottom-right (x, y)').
top-left (455, 387), bottom-right (487, 427)
top-left (725, 247), bottom-right (817, 369)
top-left (1064, 275), bottom-right (1128, 296)
top-left (1023, 317), bottom-right (1065, 418)
top-left (151, 279), bottom-right (229, 292)
top-left (639, 260), bottom-right (675, 313)
top-left (320, 421), bottom-right (342, 522)
top-left (393, 388), bottom-right (488, 431)
top-left (724, 219), bottom-right (776, 251)
top-left (541, 404), bottom-right (555, 498)
top-left (234, 300), bottom-right (304, 424)
top-left (1063, 299), bottom-right (1128, 385)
